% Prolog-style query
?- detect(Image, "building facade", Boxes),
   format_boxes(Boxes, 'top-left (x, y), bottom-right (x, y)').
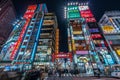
top-left (99, 11), bottom-right (120, 64)
top-left (0, 4), bottom-right (59, 70)
top-left (65, 2), bottom-right (116, 75)
top-left (33, 13), bottom-right (59, 69)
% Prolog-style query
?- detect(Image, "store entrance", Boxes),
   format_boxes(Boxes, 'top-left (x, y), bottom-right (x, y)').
top-left (77, 56), bottom-right (94, 75)
top-left (78, 62), bottom-right (86, 73)
top-left (54, 58), bottom-right (73, 70)
top-left (52, 52), bottom-right (73, 70)
top-left (22, 64), bottom-right (32, 71)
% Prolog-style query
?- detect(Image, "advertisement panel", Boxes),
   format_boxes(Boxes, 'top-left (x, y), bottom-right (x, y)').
top-left (116, 50), bottom-right (120, 56)
top-left (23, 5), bottom-right (37, 19)
top-left (91, 34), bottom-right (102, 39)
top-left (67, 6), bottom-right (80, 18)
top-left (102, 25), bottom-right (116, 34)
top-left (86, 17), bottom-right (96, 22)
top-left (80, 10), bottom-right (91, 14)
top-left (106, 55), bottom-right (114, 64)
top-left (113, 46), bottom-right (120, 56)
top-left (76, 51), bottom-right (89, 55)
top-left (68, 44), bottom-right (72, 52)
top-left (79, 6), bottom-right (89, 11)
top-left (81, 13), bottom-right (93, 18)
top-left (73, 36), bottom-right (84, 40)
top-left (89, 28), bottom-right (99, 33)
top-left (73, 31), bottom-right (82, 34)
top-left (37, 46), bottom-right (51, 55)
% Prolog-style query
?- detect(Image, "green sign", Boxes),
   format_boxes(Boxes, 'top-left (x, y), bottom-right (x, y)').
top-left (67, 6), bottom-right (80, 19)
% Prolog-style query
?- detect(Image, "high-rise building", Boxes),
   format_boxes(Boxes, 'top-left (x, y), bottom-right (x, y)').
top-left (33, 13), bottom-right (59, 68)
top-left (0, 4), bottom-right (59, 70)
top-left (65, 2), bottom-right (116, 74)
top-left (0, 0), bottom-right (16, 50)
top-left (99, 11), bottom-right (120, 63)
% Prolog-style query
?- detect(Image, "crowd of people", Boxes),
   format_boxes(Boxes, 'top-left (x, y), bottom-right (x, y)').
top-left (0, 66), bottom-right (113, 80)
top-left (0, 68), bottom-right (22, 80)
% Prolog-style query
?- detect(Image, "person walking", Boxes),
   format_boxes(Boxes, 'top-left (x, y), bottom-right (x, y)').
top-left (40, 69), bottom-right (44, 80)
top-left (58, 69), bottom-right (61, 78)
top-left (97, 68), bottom-right (101, 78)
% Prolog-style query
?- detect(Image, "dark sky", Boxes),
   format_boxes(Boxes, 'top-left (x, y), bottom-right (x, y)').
top-left (11, 0), bottom-right (120, 52)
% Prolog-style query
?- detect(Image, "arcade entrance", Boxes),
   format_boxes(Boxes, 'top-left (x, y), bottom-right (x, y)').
top-left (77, 56), bottom-right (94, 75)
top-left (52, 53), bottom-right (73, 70)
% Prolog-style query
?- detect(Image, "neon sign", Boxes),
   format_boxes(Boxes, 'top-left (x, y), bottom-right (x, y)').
top-left (67, 6), bottom-right (80, 18)
top-left (10, 19), bottom-right (30, 60)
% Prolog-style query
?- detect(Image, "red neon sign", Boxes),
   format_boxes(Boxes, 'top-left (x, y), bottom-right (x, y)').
top-left (80, 8), bottom-right (96, 22)
top-left (23, 5), bottom-right (37, 19)
top-left (10, 5), bottom-right (37, 60)
top-left (52, 53), bottom-right (72, 62)
top-left (10, 19), bottom-right (30, 60)
top-left (86, 17), bottom-right (96, 22)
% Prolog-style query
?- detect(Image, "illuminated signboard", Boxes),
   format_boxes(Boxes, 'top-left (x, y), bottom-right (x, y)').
top-left (86, 17), bottom-right (96, 22)
top-left (106, 55), bottom-right (114, 64)
top-left (102, 25), bottom-right (116, 34)
top-left (113, 46), bottom-right (120, 56)
top-left (91, 34), bottom-right (102, 39)
top-left (67, 6), bottom-right (80, 19)
top-left (43, 20), bottom-right (55, 25)
top-left (10, 19), bottom-right (30, 60)
top-left (76, 51), bottom-right (88, 54)
top-left (73, 31), bottom-right (82, 34)
top-left (68, 44), bottom-right (72, 52)
top-left (73, 36), bottom-right (84, 40)
top-left (79, 6), bottom-right (89, 11)
top-left (116, 50), bottom-right (120, 55)
top-left (79, 6), bottom-right (96, 22)
top-left (89, 28), bottom-right (99, 33)
top-left (23, 5), bottom-right (37, 19)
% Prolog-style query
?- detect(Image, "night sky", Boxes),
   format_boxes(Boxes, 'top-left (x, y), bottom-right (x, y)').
top-left (11, 0), bottom-right (120, 52)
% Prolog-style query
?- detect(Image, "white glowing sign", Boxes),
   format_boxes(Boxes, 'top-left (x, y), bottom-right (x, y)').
top-left (79, 6), bottom-right (89, 11)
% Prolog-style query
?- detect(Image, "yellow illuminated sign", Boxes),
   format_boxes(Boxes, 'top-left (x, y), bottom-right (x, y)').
top-left (116, 50), bottom-right (120, 56)
top-left (102, 25), bottom-right (115, 33)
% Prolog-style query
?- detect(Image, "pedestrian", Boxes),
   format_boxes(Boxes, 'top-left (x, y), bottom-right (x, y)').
top-left (52, 68), bottom-right (56, 80)
top-left (52, 68), bottom-right (56, 76)
top-left (97, 68), bottom-right (101, 78)
top-left (58, 69), bottom-right (61, 78)
top-left (0, 71), bottom-right (9, 80)
top-left (40, 70), bottom-right (44, 80)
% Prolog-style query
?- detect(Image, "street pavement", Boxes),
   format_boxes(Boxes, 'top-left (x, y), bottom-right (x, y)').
top-left (46, 76), bottom-right (120, 80)
top-left (46, 73), bottom-right (120, 80)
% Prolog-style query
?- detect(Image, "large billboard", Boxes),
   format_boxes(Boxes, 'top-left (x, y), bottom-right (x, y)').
top-left (102, 25), bottom-right (116, 34)
top-left (23, 5), bottom-right (37, 19)
top-left (79, 6), bottom-right (96, 22)
top-left (67, 6), bottom-right (80, 19)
